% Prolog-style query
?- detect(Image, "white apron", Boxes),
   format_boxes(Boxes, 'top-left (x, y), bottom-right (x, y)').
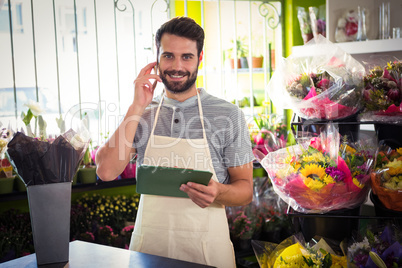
top-left (129, 91), bottom-right (236, 268)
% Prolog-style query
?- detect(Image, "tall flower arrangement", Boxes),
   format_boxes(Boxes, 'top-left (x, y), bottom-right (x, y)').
top-left (261, 124), bottom-right (375, 213)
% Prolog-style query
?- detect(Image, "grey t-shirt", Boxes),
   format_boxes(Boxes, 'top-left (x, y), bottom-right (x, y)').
top-left (133, 88), bottom-right (254, 184)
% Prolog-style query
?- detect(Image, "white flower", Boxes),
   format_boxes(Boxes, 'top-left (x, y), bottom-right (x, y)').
top-left (24, 100), bottom-right (44, 116)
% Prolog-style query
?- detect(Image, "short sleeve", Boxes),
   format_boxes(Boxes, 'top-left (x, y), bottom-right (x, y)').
top-left (223, 108), bottom-right (255, 167)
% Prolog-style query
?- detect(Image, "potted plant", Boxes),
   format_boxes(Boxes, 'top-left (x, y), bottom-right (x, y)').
top-left (251, 35), bottom-right (264, 68)
top-left (226, 38), bottom-right (248, 69)
top-left (77, 144), bottom-right (97, 184)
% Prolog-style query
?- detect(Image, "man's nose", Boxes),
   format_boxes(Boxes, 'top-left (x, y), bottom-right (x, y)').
top-left (172, 58), bottom-right (183, 70)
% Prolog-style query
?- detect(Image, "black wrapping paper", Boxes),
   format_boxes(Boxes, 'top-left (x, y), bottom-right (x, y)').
top-left (6, 130), bottom-right (87, 186)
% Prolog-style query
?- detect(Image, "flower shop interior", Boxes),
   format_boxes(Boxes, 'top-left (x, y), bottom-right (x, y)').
top-left (1, 0), bottom-right (402, 267)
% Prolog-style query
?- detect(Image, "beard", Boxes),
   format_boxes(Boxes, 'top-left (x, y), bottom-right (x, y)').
top-left (159, 65), bottom-right (198, 94)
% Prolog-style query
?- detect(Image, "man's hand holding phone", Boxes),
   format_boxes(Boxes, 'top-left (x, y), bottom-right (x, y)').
top-left (133, 62), bottom-right (161, 112)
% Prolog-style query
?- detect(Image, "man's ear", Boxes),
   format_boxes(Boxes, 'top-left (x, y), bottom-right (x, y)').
top-left (198, 51), bottom-right (203, 65)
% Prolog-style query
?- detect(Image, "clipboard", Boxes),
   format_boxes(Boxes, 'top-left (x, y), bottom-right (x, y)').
top-left (136, 165), bottom-right (213, 198)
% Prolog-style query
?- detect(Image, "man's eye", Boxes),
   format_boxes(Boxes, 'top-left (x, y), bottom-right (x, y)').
top-left (183, 55), bottom-right (192, 60)
top-left (164, 55), bottom-right (173, 59)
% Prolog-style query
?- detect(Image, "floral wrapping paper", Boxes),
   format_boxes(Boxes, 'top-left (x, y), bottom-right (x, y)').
top-left (267, 35), bottom-right (365, 120)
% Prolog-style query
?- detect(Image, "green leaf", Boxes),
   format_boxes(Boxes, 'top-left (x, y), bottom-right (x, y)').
top-left (22, 109), bottom-right (34, 126)
top-left (322, 253), bottom-right (332, 268)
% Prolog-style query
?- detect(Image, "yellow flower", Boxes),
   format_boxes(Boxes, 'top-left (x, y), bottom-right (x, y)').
top-left (353, 178), bottom-right (364, 189)
top-left (304, 177), bottom-right (326, 191)
top-left (300, 164), bottom-right (328, 191)
top-left (115, 206), bottom-right (119, 210)
top-left (100, 205), bottom-right (105, 211)
top-left (385, 159), bottom-right (402, 176)
top-left (342, 144), bottom-right (356, 154)
top-left (396, 148), bottom-right (402, 155)
top-left (300, 164), bottom-right (326, 179)
top-left (302, 152), bottom-right (325, 163)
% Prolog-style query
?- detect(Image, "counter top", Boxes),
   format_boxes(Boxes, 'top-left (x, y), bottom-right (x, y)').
top-left (0, 240), bottom-right (215, 268)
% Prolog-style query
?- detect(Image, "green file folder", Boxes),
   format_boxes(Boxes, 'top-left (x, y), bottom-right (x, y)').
top-left (136, 165), bottom-right (213, 198)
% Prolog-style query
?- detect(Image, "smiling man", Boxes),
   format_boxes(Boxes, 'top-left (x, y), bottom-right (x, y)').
top-left (96, 17), bottom-right (254, 268)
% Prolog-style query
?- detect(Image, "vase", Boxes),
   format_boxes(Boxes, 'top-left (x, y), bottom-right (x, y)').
top-left (78, 166), bottom-right (97, 184)
top-left (27, 182), bottom-right (71, 265)
top-left (0, 176), bottom-right (15, 194)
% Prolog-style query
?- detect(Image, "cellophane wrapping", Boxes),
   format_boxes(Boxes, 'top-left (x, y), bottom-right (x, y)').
top-left (267, 35), bottom-right (365, 120)
top-left (260, 124), bottom-right (376, 214)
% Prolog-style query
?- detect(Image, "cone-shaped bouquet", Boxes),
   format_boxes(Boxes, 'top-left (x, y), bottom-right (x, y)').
top-left (260, 124), bottom-right (375, 214)
top-left (267, 35), bottom-right (365, 120)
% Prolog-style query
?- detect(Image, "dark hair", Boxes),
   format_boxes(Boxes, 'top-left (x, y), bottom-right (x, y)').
top-left (155, 16), bottom-right (204, 57)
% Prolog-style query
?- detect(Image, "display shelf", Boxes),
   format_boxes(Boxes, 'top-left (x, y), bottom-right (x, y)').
top-left (292, 0), bottom-right (402, 60)
top-left (292, 38), bottom-right (402, 57)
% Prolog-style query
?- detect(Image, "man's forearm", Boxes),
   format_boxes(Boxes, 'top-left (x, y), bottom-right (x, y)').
top-left (215, 178), bottom-right (253, 206)
top-left (96, 105), bottom-right (143, 181)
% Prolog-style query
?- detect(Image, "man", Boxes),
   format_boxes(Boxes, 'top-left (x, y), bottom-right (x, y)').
top-left (96, 16), bottom-right (254, 268)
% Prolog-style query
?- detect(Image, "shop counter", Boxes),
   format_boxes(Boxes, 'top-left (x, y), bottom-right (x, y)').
top-left (0, 240), bottom-right (215, 268)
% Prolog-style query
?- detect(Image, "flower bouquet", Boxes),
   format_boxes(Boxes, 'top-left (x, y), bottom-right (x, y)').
top-left (267, 35), bottom-right (365, 120)
top-left (252, 234), bottom-right (347, 267)
top-left (370, 145), bottom-right (402, 211)
top-left (348, 225), bottom-right (402, 268)
top-left (261, 124), bottom-right (375, 213)
top-left (360, 60), bottom-right (402, 124)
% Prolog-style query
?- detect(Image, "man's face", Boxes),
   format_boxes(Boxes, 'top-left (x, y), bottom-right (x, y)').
top-left (158, 34), bottom-right (200, 94)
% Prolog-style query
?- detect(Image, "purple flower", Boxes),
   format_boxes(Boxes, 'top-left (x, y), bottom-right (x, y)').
top-left (326, 166), bottom-right (346, 182)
